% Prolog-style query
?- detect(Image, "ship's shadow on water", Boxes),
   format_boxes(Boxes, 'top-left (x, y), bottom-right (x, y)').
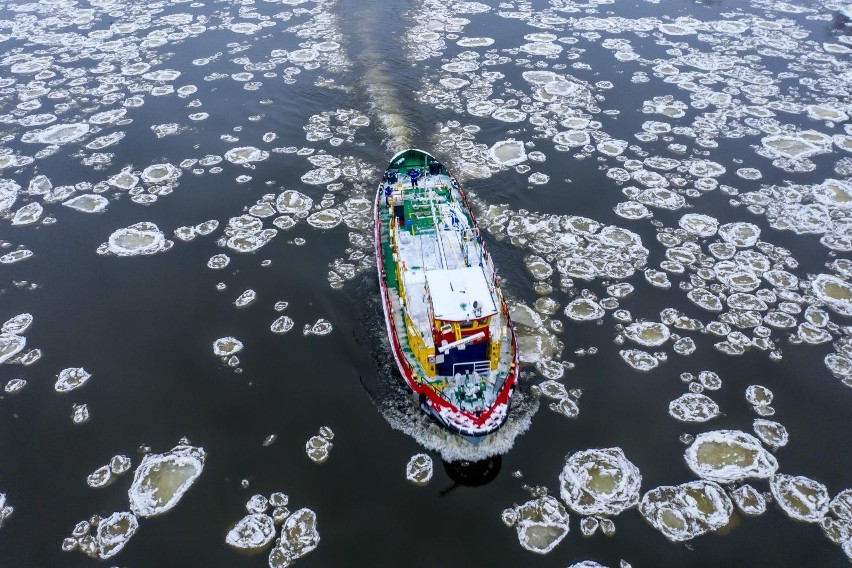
top-left (346, 271), bottom-right (538, 464)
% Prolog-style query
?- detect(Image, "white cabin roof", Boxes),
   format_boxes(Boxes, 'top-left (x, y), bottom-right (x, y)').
top-left (426, 266), bottom-right (498, 322)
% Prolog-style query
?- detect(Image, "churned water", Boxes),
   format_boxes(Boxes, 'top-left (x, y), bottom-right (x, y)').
top-left (0, 0), bottom-right (851, 566)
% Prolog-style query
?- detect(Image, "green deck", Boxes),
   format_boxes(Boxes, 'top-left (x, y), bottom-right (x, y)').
top-left (379, 208), bottom-right (398, 291)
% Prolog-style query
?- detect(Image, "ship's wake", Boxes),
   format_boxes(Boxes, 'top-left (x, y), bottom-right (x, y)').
top-left (335, 0), bottom-right (415, 154)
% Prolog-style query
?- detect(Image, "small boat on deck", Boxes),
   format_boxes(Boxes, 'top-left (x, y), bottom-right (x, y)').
top-left (374, 148), bottom-right (519, 438)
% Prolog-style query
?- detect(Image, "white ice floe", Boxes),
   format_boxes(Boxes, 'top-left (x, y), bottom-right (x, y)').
top-left (668, 393), bottom-right (720, 423)
top-left (141, 162), bottom-right (181, 185)
top-left (271, 316), bottom-right (295, 334)
top-left (619, 349), bottom-right (660, 372)
top-left (207, 254), bottom-right (230, 269)
top-left (507, 496), bottom-right (571, 555)
top-left (225, 513), bottom-right (276, 551)
top-left (11, 202), bottom-right (43, 225)
top-left (0, 493), bottom-right (11, 528)
top-left (305, 434), bottom-right (333, 464)
top-left (0, 249), bottom-right (33, 264)
top-left (268, 508), bottom-right (320, 567)
top-left (303, 319), bottom-right (332, 336)
top-left (640, 480), bottom-right (733, 542)
top-left (301, 167), bottom-right (341, 185)
top-left (559, 448), bottom-right (642, 516)
top-left (679, 214), bottom-right (718, 237)
top-left (213, 337), bottom-right (243, 357)
top-left (2, 313), bottom-right (32, 335)
top-left (55, 367), bottom-right (92, 393)
top-left (87, 464), bottom-right (113, 488)
top-left (4, 378), bottom-right (27, 394)
top-left (276, 190), bottom-right (313, 216)
top-left (65, 511), bottom-right (138, 560)
top-left (307, 208), bottom-right (343, 229)
top-left (21, 122), bottom-right (89, 145)
top-left (753, 419), bottom-right (789, 449)
top-left (623, 322), bottom-right (670, 347)
top-left (717, 223), bottom-right (761, 248)
top-left (405, 453), bottom-right (434, 486)
top-left (564, 298), bottom-right (605, 322)
top-left (770, 473), bottom-right (830, 523)
top-left (71, 403), bottom-right (90, 424)
top-left (489, 139), bottom-right (527, 166)
top-left (63, 194), bottom-right (108, 213)
top-left (684, 430), bottom-right (778, 483)
top-left (103, 222), bottom-right (172, 257)
top-left (234, 289), bottom-right (257, 308)
top-left (731, 484), bottom-right (767, 516)
top-left (0, 333), bottom-right (27, 364)
top-left (128, 444), bottom-right (205, 517)
top-left (810, 274), bottom-right (852, 316)
top-left (745, 385), bottom-right (773, 407)
top-left (224, 146), bottom-right (269, 165)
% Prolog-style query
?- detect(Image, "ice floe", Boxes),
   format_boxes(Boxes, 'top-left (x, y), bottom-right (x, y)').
top-left (405, 453), bottom-right (434, 486)
top-left (63, 194), bottom-right (108, 213)
top-left (268, 508), bottom-right (320, 567)
top-left (128, 444), bottom-right (205, 517)
top-left (505, 496), bottom-right (570, 555)
top-left (731, 484), bottom-right (767, 516)
top-left (770, 474), bottom-right (830, 523)
top-left (226, 513), bottom-right (277, 552)
top-left (65, 511), bottom-right (138, 560)
top-left (684, 430), bottom-right (778, 483)
top-left (559, 448), bottom-right (642, 517)
top-left (55, 367), bottom-right (92, 393)
top-left (640, 480), bottom-right (733, 542)
top-left (668, 393), bottom-right (720, 423)
top-left (305, 427), bottom-right (334, 463)
top-left (101, 222), bottom-right (172, 257)
top-left (213, 337), bottom-right (243, 357)
top-left (0, 494), bottom-right (12, 529)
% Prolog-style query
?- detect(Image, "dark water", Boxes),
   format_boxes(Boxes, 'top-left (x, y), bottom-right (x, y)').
top-left (1, 0), bottom-right (851, 566)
